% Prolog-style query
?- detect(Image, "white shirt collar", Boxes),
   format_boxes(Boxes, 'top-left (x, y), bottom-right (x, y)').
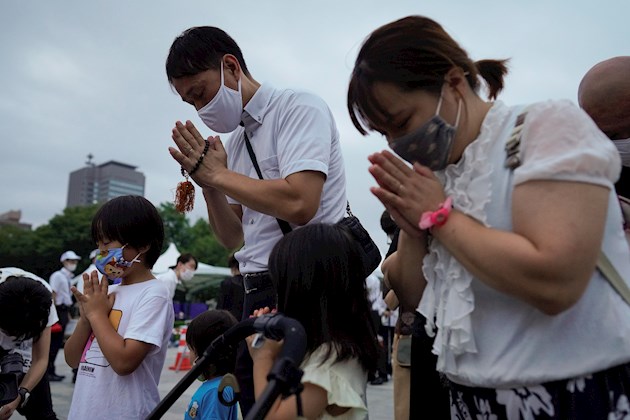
top-left (242, 83), bottom-right (274, 133)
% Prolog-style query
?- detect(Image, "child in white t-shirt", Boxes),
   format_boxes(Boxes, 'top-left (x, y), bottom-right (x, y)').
top-left (64, 195), bottom-right (174, 419)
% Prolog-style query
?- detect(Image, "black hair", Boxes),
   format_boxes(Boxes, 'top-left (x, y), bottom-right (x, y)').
top-left (177, 253), bottom-right (198, 270)
top-left (268, 223), bottom-right (379, 373)
top-left (186, 309), bottom-right (238, 378)
top-left (0, 276), bottom-right (52, 341)
top-left (380, 210), bottom-right (397, 237)
top-left (166, 26), bottom-right (250, 83)
top-left (91, 195), bottom-right (165, 268)
top-left (348, 15), bottom-right (509, 135)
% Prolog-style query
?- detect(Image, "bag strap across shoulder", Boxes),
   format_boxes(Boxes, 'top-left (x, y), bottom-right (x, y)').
top-left (597, 252), bottom-right (630, 305)
top-left (243, 130), bottom-right (352, 235)
top-left (243, 131), bottom-right (292, 235)
top-left (504, 109), bottom-right (630, 305)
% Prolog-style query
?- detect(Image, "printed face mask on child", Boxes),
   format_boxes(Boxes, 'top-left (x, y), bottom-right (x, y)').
top-left (94, 245), bottom-right (142, 281)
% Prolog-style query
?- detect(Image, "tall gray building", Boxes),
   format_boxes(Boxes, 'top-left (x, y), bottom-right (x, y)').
top-left (66, 159), bottom-right (145, 207)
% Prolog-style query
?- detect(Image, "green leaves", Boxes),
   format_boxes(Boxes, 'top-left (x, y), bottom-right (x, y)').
top-left (0, 201), bottom-right (238, 280)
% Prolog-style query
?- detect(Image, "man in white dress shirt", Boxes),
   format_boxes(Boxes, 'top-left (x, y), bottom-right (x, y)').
top-left (165, 26), bottom-right (347, 416)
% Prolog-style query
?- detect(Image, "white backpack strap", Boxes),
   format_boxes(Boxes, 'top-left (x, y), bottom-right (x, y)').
top-left (597, 252), bottom-right (630, 305)
top-left (504, 109), bottom-right (528, 169)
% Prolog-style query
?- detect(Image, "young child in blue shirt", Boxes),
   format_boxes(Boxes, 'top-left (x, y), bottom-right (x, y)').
top-left (185, 309), bottom-right (239, 420)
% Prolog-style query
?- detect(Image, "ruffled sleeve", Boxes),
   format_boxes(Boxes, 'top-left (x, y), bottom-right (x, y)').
top-left (514, 99), bottom-right (620, 187)
top-left (300, 345), bottom-right (368, 420)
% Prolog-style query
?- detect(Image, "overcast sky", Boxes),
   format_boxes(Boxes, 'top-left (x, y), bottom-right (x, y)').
top-left (1, 0), bottom-right (628, 258)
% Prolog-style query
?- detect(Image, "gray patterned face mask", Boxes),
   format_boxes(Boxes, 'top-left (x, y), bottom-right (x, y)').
top-left (390, 90), bottom-right (462, 170)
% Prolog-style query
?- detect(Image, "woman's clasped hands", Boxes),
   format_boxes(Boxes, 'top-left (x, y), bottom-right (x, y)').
top-left (368, 150), bottom-right (448, 235)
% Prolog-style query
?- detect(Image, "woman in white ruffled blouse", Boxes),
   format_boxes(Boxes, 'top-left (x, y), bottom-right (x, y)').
top-left (347, 15), bottom-right (630, 420)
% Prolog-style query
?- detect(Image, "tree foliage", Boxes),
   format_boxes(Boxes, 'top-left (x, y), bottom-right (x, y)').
top-left (0, 204), bottom-right (98, 278)
top-left (157, 202), bottom-right (236, 266)
top-left (0, 201), bottom-right (237, 281)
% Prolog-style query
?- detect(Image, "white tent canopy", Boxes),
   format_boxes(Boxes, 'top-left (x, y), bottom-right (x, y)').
top-left (152, 242), bottom-right (181, 275)
top-left (196, 262), bottom-right (231, 277)
top-left (152, 242), bottom-right (231, 277)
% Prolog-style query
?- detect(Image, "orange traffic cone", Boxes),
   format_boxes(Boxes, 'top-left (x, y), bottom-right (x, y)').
top-left (169, 325), bottom-right (192, 371)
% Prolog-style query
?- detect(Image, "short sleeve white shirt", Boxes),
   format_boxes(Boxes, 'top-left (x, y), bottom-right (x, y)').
top-left (156, 268), bottom-right (178, 300)
top-left (366, 274), bottom-right (386, 315)
top-left (300, 344), bottom-right (368, 420)
top-left (225, 84), bottom-right (347, 273)
top-left (49, 267), bottom-right (74, 306)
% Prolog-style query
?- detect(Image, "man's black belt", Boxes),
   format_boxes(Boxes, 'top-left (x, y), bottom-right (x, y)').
top-left (242, 271), bottom-right (270, 295)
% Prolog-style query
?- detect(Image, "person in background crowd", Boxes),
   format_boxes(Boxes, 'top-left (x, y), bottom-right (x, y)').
top-left (72, 249), bottom-right (100, 295)
top-left (165, 25), bottom-right (347, 416)
top-left (157, 253), bottom-right (198, 301)
top-left (348, 15), bottom-right (630, 418)
top-left (380, 209), bottom-right (441, 420)
top-left (0, 268), bottom-right (59, 420)
top-left (366, 272), bottom-right (388, 385)
top-left (578, 56), bottom-right (630, 199)
top-left (216, 254), bottom-right (245, 321)
top-left (47, 250), bottom-right (81, 382)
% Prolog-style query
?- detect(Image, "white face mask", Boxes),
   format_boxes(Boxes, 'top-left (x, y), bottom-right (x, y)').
top-left (197, 62), bottom-right (243, 133)
top-left (180, 268), bottom-right (195, 281)
top-left (65, 262), bottom-right (78, 272)
top-left (614, 138), bottom-right (630, 167)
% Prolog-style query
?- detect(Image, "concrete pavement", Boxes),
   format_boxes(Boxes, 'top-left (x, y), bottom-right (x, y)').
top-left (14, 347), bottom-right (394, 419)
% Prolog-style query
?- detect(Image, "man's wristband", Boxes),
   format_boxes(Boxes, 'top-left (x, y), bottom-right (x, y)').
top-left (18, 387), bottom-right (30, 408)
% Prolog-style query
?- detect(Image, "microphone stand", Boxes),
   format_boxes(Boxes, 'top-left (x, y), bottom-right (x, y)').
top-left (245, 314), bottom-right (306, 420)
top-left (145, 313), bottom-right (306, 420)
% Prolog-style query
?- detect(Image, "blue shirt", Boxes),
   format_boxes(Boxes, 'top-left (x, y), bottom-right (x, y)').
top-left (185, 376), bottom-right (238, 420)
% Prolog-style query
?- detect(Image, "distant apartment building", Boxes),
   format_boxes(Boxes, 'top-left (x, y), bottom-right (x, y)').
top-left (66, 159), bottom-right (145, 207)
top-left (0, 210), bottom-right (32, 230)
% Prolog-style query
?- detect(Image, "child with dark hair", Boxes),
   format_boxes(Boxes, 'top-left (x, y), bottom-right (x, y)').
top-left (64, 195), bottom-right (174, 420)
top-left (185, 309), bottom-right (239, 420)
top-left (0, 268), bottom-right (58, 420)
top-left (247, 223), bottom-right (379, 419)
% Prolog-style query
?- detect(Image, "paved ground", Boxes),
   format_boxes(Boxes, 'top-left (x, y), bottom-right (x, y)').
top-left (14, 347), bottom-right (394, 419)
